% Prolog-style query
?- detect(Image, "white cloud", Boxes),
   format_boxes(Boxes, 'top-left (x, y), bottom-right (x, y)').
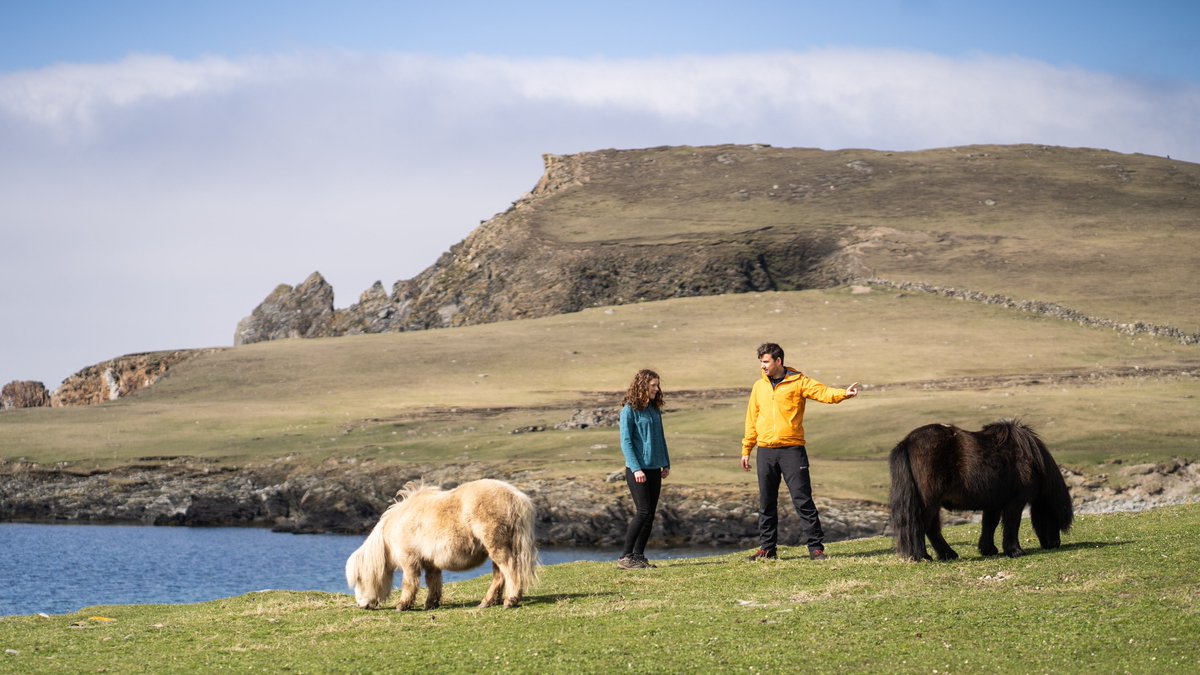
top-left (2, 49), bottom-right (1197, 386)
top-left (0, 55), bottom-right (247, 139)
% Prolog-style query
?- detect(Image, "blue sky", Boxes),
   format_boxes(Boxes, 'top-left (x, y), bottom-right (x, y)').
top-left (2, 1), bottom-right (1198, 388)
top-left (4, 1), bottom-right (1199, 80)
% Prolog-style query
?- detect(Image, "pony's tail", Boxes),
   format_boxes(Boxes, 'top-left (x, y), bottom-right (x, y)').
top-left (508, 492), bottom-right (541, 594)
top-left (346, 517), bottom-right (394, 608)
top-left (1025, 428), bottom-right (1074, 548)
top-left (889, 438), bottom-right (926, 561)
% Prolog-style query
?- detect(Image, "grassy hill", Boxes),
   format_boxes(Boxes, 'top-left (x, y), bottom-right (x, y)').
top-left (3, 286), bottom-right (1196, 501)
top-left (2, 505), bottom-right (1196, 672)
top-left (520, 144), bottom-right (1199, 333)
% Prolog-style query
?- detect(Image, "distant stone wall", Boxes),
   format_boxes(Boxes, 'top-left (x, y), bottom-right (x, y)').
top-left (868, 278), bottom-right (1200, 346)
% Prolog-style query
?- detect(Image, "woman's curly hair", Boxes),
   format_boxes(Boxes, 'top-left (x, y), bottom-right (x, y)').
top-left (623, 369), bottom-right (664, 411)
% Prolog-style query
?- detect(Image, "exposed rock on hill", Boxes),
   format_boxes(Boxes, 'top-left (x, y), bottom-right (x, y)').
top-left (234, 272), bottom-right (337, 346)
top-left (50, 350), bottom-right (215, 407)
top-left (0, 381), bottom-right (51, 410)
top-left (1, 350), bottom-right (220, 413)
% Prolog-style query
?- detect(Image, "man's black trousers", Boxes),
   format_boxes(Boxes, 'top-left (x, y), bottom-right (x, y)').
top-left (756, 446), bottom-right (824, 551)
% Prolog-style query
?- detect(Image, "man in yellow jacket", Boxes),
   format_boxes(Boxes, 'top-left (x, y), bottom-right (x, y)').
top-left (741, 342), bottom-right (858, 561)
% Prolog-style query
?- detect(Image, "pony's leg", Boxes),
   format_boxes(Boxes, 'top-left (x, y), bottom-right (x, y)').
top-left (1001, 501), bottom-right (1026, 558)
top-left (978, 509), bottom-right (1001, 556)
top-left (424, 568), bottom-right (442, 610)
top-left (925, 508), bottom-right (958, 561)
top-left (394, 561), bottom-right (422, 611)
top-left (480, 562), bottom-right (505, 608)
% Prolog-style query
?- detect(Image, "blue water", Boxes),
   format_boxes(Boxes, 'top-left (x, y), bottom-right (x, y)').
top-left (0, 523), bottom-right (720, 616)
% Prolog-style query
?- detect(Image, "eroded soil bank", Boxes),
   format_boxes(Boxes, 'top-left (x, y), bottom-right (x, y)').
top-left (1, 458), bottom-right (1196, 549)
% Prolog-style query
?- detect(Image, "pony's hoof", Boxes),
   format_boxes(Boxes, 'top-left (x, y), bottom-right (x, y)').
top-left (503, 597), bottom-right (523, 609)
top-left (1005, 548), bottom-right (1025, 558)
top-left (937, 551), bottom-right (959, 562)
top-left (979, 545), bottom-right (999, 557)
top-left (478, 599), bottom-right (498, 609)
top-left (424, 601), bottom-right (441, 611)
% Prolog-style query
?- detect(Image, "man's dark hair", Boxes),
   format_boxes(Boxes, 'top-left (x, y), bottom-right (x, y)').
top-left (757, 342), bottom-right (784, 363)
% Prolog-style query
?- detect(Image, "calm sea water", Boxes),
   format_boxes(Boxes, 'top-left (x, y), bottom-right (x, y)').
top-left (0, 523), bottom-right (720, 616)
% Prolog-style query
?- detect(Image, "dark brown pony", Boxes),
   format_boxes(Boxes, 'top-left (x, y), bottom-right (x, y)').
top-left (889, 420), bottom-right (1073, 561)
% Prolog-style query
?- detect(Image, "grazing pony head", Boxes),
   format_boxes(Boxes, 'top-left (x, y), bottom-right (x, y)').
top-left (345, 482), bottom-right (439, 609)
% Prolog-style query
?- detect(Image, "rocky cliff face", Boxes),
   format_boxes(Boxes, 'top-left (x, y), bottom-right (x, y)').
top-left (0, 350), bottom-right (217, 412)
top-left (0, 381), bottom-right (51, 410)
top-left (234, 146), bottom-right (866, 345)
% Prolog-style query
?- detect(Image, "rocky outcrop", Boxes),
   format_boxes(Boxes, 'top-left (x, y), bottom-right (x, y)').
top-left (234, 232), bottom-right (851, 346)
top-left (50, 350), bottom-right (214, 407)
top-left (555, 407), bottom-right (620, 430)
top-left (1064, 459), bottom-right (1200, 514)
top-left (234, 272), bottom-right (337, 346)
top-left (2, 458), bottom-right (1194, 547)
top-left (1, 381), bottom-right (51, 410)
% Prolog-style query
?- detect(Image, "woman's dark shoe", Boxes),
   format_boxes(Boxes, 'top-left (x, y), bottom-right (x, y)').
top-left (617, 555), bottom-right (650, 570)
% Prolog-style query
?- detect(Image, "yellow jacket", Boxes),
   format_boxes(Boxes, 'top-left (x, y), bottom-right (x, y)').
top-left (742, 368), bottom-right (849, 456)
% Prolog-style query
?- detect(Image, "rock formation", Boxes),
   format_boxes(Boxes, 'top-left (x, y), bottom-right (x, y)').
top-left (1, 381), bottom-right (51, 410)
top-left (233, 272), bottom-right (337, 346)
top-left (50, 350), bottom-right (214, 407)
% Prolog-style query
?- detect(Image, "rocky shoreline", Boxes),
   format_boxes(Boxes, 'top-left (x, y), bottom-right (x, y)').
top-left (1, 458), bottom-right (1196, 549)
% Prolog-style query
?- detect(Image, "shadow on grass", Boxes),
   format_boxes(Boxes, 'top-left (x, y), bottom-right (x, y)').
top-left (1013, 540), bottom-right (1131, 557)
top-left (826, 546), bottom-right (898, 559)
top-left (383, 591), bottom-right (620, 612)
top-left (887, 539), bottom-right (1133, 563)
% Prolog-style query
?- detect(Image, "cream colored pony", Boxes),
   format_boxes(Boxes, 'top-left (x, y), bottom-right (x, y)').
top-left (345, 479), bottom-right (539, 610)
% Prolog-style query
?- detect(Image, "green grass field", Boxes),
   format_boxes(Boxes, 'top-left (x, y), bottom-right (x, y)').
top-left (2, 505), bottom-right (1196, 673)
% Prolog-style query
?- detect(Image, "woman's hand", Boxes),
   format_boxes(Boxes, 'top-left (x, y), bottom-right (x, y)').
top-left (661, 467), bottom-right (670, 479)
top-left (634, 470), bottom-right (646, 483)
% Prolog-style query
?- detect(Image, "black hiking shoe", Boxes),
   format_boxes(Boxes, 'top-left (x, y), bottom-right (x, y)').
top-left (809, 547), bottom-right (827, 561)
top-left (617, 555), bottom-right (649, 570)
top-left (747, 548), bottom-right (778, 562)
top-left (633, 554), bottom-right (657, 568)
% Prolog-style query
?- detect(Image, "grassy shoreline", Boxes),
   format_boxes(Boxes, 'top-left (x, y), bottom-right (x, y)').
top-left (2, 505), bottom-right (1197, 673)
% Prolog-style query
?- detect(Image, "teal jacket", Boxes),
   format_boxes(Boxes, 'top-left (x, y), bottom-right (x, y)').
top-left (620, 404), bottom-right (670, 471)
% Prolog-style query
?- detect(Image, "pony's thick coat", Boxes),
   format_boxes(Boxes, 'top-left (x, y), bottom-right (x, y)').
top-left (345, 479), bottom-right (539, 610)
top-left (889, 420), bottom-right (1073, 561)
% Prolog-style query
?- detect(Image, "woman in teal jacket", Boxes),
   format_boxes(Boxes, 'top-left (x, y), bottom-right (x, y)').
top-left (617, 369), bottom-right (671, 570)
